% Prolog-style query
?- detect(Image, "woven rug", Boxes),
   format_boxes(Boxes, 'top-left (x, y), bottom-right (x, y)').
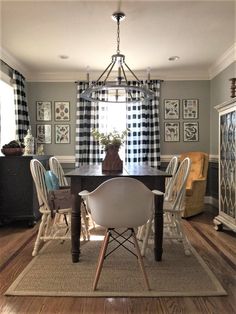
top-left (5, 232), bottom-right (226, 297)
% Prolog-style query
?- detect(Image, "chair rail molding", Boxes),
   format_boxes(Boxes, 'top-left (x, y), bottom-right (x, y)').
top-left (57, 154), bottom-right (218, 164)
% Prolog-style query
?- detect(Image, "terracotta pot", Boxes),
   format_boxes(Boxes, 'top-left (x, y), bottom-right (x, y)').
top-left (102, 145), bottom-right (123, 173)
top-left (1, 147), bottom-right (25, 156)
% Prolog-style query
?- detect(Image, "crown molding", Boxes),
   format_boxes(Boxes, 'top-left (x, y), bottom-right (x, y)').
top-left (1, 43), bottom-right (235, 82)
top-left (209, 43), bottom-right (236, 79)
top-left (26, 69), bottom-right (209, 82)
top-left (0, 47), bottom-right (29, 77)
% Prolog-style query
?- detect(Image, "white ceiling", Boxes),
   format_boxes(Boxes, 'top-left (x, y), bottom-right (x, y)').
top-left (1, 0), bottom-right (236, 81)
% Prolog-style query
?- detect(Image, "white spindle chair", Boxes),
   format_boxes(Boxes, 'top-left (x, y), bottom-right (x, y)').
top-left (141, 157), bottom-right (192, 256)
top-left (137, 156), bottom-right (178, 241)
top-left (49, 156), bottom-right (92, 240)
top-left (30, 159), bottom-right (71, 256)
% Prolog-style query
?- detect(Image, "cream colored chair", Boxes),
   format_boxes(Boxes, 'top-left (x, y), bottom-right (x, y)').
top-left (137, 156), bottom-right (178, 241)
top-left (141, 157), bottom-right (192, 257)
top-left (49, 156), bottom-right (69, 186)
top-left (179, 152), bottom-right (209, 218)
top-left (30, 159), bottom-right (71, 256)
top-left (49, 156), bottom-right (92, 240)
top-left (80, 177), bottom-right (157, 291)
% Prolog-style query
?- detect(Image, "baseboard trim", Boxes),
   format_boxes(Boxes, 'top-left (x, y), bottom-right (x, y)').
top-left (204, 196), bottom-right (218, 208)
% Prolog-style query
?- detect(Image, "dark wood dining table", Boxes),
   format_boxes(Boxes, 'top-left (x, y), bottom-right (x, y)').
top-left (66, 164), bottom-right (170, 263)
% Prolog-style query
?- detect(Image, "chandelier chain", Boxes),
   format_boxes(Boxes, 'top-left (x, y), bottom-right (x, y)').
top-left (117, 18), bottom-right (120, 54)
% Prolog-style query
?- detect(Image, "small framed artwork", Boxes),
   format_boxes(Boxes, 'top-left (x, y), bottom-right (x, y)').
top-left (36, 101), bottom-right (52, 121)
top-left (182, 99), bottom-right (199, 119)
top-left (54, 101), bottom-right (70, 121)
top-left (164, 122), bottom-right (180, 142)
top-left (164, 99), bottom-right (180, 119)
top-left (55, 124), bottom-right (70, 144)
top-left (183, 122), bottom-right (199, 142)
top-left (36, 124), bottom-right (52, 144)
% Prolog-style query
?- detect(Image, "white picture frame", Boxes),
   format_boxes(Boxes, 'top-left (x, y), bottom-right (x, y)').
top-left (54, 101), bottom-right (70, 121)
top-left (55, 124), bottom-right (70, 144)
top-left (164, 99), bottom-right (180, 120)
top-left (36, 101), bottom-right (52, 121)
top-left (183, 122), bottom-right (199, 142)
top-left (182, 99), bottom-right (199, 119)
top-left (36, 124), bottom-right (52, 144)
top-left (164, 122), bottom-right (180, 142)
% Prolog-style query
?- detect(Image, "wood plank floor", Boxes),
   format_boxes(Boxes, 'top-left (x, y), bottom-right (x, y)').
top-left (0, 205), bottom-right (235, 314)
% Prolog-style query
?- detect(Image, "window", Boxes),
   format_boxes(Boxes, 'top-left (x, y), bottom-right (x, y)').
top-left (0, 79), bottom-right (16, 150)
top-left (98, 98), bottom-right (127, 160)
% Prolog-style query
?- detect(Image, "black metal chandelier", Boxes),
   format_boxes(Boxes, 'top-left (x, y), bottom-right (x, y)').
top-left (80, 12), bottom-right (154, 104)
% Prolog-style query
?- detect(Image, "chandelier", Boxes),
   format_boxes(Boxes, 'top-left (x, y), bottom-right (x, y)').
top-left (80, 11), bottom-right (154, 103)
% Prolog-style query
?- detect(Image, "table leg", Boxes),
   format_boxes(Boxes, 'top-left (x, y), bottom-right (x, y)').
top-left (154, 193), bottom-right (164, 261)
top-left (71, 193), bottom-right (81, 263)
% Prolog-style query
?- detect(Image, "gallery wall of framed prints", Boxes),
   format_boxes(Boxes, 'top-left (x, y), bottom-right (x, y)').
top-left (164, 99), bottom-right (199, 142)
top-left (36, 101), bottom-right (70, 144)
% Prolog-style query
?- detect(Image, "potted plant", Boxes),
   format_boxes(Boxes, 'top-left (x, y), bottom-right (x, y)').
top-left (91, 128), bottom-right (129, 172)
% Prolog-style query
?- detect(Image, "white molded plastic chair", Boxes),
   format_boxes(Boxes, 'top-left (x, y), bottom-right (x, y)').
top-left (80, 177), bottom-right (156, 291)
top-left (30, 159), bottom-right (71, 256)
top-left (49, 156), bottom-right (92, 240)
top-left (141, 157), bottom-right (192, 257)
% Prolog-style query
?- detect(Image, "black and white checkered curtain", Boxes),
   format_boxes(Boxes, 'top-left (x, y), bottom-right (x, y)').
top-left (126, 80), bottom-right (161, 168)
top-left (13, 70), bottom-right (30, 142)
top-left (75, 80), bottom-right (161, 168)
top-left (75, 82), bottom-right (108, 167)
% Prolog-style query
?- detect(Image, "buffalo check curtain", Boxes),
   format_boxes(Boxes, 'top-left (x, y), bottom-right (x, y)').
top-left (13, 70), bottom-right (30, 142)
top-left (75, 80), bottom-right (161, 168)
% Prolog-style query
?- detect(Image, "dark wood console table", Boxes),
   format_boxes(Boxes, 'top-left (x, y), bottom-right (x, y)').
top-left (66, 164), bottom-right (170, 263)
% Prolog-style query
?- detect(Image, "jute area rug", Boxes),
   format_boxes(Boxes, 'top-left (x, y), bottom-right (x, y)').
top-left (5, 230), bottom-right (226, 297)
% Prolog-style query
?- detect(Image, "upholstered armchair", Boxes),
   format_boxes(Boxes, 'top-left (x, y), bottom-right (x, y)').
top-left (179, 152), bottom-right (209, 218)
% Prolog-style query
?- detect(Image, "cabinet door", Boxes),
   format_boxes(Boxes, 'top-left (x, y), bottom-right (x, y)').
top-left (0, 157), bottom-right (34, 218)
top-left (219, 109), bottom-right (236, 221)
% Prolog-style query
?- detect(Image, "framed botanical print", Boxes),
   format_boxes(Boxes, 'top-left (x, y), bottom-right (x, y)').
top-left (55, 124), bottom-right (70, 144)
top-left (36, 124), bottom-right (52, 144)
top-left (164, 122), bottom-right (180, 142)
top-left (36, 101), bottom-right (52, 121)
top-left (164, 99), bottom-right (180, 119)
top-left (54, 101), bottom-right (70, 121)
top-left (182, 99), bottom-right (199, 119)
top-left (183, 122), bottom-right (199, 142)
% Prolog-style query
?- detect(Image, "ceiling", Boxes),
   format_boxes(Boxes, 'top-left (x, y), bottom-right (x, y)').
top-left (1, 0), bottom-right (235, 81)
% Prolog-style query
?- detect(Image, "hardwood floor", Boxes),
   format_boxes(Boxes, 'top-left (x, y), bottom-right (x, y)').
top-left (0, 205), bottom-right (235, 314)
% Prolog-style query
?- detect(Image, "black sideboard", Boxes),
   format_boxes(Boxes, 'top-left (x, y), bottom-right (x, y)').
top-left (0, 155), bottom-right (51, 226)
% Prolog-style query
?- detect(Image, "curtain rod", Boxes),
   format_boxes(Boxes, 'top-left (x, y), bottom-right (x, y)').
top-left (74, 79), bottom-right (164, 83)
top-left (0, 59), bottom-right (14, 72)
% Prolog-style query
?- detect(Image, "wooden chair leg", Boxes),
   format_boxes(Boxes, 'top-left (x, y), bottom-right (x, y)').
top-left (132, 229), bottom-right (151, 291)
top-left (81, 202), bottom-right (90, 240)
top-left (32, 213), bottom-right (48, 256)
top-left (141, 214), bottom-right (153, 256)
top-left (93, 230), bottom-right (110, 291)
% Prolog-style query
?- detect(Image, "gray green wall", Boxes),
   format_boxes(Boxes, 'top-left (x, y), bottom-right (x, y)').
top-left (27, 82), bottom-right (77, 156)
top-left (26, 64), bottom-right (235, 158)
top-left (210, 61), bottom-right (236, 155)
top-left (27, 80), bottom-right (212, 157)
top-left (160, 80), bottom-right (210, 155)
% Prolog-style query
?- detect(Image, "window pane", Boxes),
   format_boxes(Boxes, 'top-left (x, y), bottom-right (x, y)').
top-left (99, 98), bottom-right (126, 160)
top-left (0, 80), bottom-right (16, 149)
